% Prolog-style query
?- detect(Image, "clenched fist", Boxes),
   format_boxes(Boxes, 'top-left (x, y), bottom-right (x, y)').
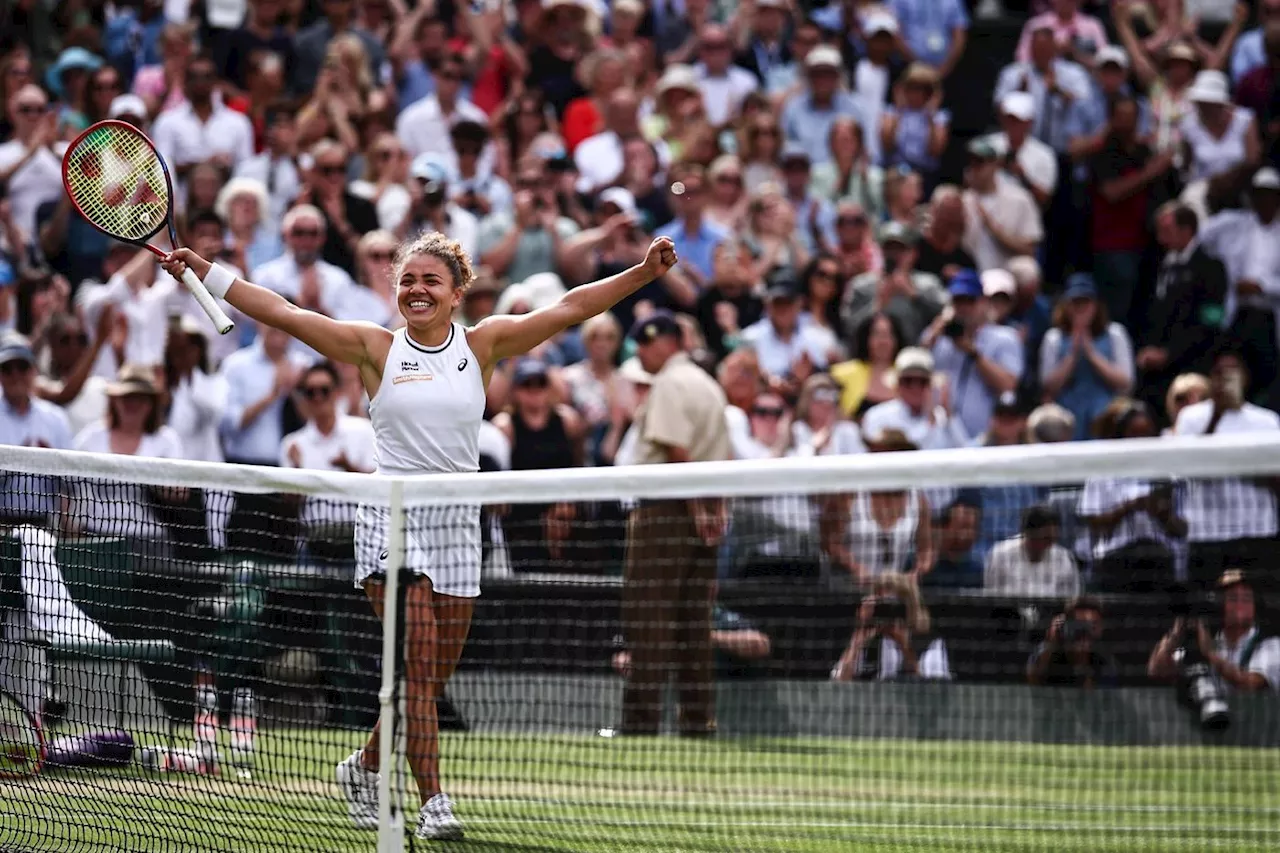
top-left (641, 236), bottom-right (678, 279)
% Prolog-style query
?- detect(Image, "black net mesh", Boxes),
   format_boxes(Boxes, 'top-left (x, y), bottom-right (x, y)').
top-left (1, 449), bottom-right (1279, 852)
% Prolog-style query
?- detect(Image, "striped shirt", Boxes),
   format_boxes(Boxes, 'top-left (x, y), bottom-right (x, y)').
top-left (1173, 402), bottom-right (1280, 542)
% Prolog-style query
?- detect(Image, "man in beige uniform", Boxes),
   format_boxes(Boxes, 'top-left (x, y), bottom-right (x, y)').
top-left (620, 311), bottom-right (732, 736)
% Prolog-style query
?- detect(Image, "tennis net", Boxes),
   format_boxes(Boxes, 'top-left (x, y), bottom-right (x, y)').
top-left (1, 435), bottom-right (1279, 853)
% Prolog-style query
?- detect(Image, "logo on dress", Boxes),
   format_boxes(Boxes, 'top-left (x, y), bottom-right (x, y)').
top-left (401, 361), bottom-right (420, 372)
top-left (457, 358), bottom-right (468, 371)
top-left (378, 549), bottom-right (389, 561)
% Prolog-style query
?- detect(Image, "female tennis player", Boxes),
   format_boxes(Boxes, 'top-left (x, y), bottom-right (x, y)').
top-left (161, 231), bottom-right (678, 840)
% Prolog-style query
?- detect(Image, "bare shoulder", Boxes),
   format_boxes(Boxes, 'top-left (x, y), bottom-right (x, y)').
top-left (354, 322), bottom-right (396, 369)
top-left (465, 317), bottom-right (507, 365)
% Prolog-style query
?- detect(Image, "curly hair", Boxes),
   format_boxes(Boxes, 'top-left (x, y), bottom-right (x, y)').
top-left (393, 232), bottom-right (476, 292)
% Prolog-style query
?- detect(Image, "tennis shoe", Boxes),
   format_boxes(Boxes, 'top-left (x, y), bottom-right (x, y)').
top-left (414, 793), bottom-right (464, 840)
top-left (336, 751), bottom-right (380, 830)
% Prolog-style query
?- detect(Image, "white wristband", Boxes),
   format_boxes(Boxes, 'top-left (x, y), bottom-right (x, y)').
top-left (203, 263), bottom-right (237, 299)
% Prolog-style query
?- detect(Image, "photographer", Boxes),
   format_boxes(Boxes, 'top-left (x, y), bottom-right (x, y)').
top-left (402, 155), bottom-right (478, 258)
top-left (830, 574), bottom-right (951, 682)
top-left (1148, 571), bottom-right (1280, 695)
top-left (1026, 596), bottom-right (1118, 688)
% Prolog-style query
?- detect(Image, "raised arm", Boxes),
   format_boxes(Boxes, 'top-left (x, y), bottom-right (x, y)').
top-left (467, 237), bottom-right (678, 368)
top-left (161, 248), bottom-right (391, 369)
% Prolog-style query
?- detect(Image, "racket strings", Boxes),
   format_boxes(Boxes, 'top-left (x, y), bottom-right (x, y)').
top-left (64, 124), bottom-right (171, 242)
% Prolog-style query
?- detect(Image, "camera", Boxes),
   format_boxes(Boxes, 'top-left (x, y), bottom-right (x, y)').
top-left (943, 320), bottom-right (965, 339)
top-left (1061, 618), bottom-right (1092, 644)
top-left (1169, 588), bottom-right (1229, 730)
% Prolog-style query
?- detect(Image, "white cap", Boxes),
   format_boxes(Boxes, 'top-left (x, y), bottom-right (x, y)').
top-left (1254, 167), bottom-right (1280, 190)
top-left (864, 13), bottom-right (899, 36)
top-left (1000, 91), bottom-right (1036, 122)
top-left (1096, 45), bottom-right (1129, 69)
top-left (656, 64), bottom-right (699, 95)
top-left (894, 346), bottom-right (935, 376)
top-left (805, 45), bottom-right (843, 70)
top-left (108, 94), bottom-right (147, 120)
top-left (598, 186), bottom-right (636, 214)
top-left (982, 268), bottom-right (1017, 298)
top-left (1187, 70), bottom-right (1231, 105)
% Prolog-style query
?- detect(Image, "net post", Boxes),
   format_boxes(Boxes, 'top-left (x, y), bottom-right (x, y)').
top-left (376, 479), bottom-right (406, 853)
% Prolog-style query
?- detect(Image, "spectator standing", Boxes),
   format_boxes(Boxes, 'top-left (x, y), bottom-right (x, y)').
top-left (830, 312), bottom-right (904, 419)
top-left (735, 0), bottom-right (792, 87)
top-left (477, 158), bottom-right (578, 286)
top-left (922, 270), bottom-right (1024, 439)
top-left (618, 311), bottom-right (731, 737)
top-left (741, 281), bottom-right (830, 393)
top-left (959, 140), bottom-right (1043, 273)
top-left (1088, 95), bottom-right (1175, 327)
top-left (448, 122), bottom-right (511, 222)
top-left (841, 221), bottom-right (947, 348)
top-left (1198, 169), bottom-right (1280, 394)
top-left (880, 63), bottom-right (949, 183)
top-left (693, 239), bottom-right (764, 361)
top-left (402, 156), bottom-right (480, 260)
top-left (574, 88), bottom-right (645, 195)
top-left (824, 429), bottom-right (935, 584)
top-left (0, 333), bottom-right (71, 525)
top-left (1038, 274), bottom-right (1135, 441)
top-left (150, 55), bottom-right (255, 182)
top-left (970, 392), bottom-right (1047, 566)
top-left (164, 315), bottom-right (227, 464)
top-left (913, 186), bottom-right (974, 281)
top-left (985, 505), bottom-right (1080, 598)
top-left (493, 360), bottom-right (585, 573)
top-left (692, 24), bottom-right (756, 129)
top-left (280, 361), bottom-right (375, 538)
top-left (291, 0), bottom-right (386, 96)
top-left (862, 347), bottom-right (968, 450)
top-left (780, 46), bottom-right (863, 166)
top-left (233, 106), bottom-right (303, 233)
top-left (889, 0), bottom-right (970, 79)
top-left (216, 178), bottom-right (285, 278)
top-left (1173, 348), bottom-right (1280, 589)
top-left (561, 314), bottom-right (623, 462)
top-left (655, 166), bottom-right (727, 291)
top-left (995, 24), bottom-right (1092, 155)
top-left (1026, 596), bottom-right (1118, 688)
top-left (987, 92), bottom-right (1057, 210)
top-left (1231, 21), bottom-right (1280, 118)
top-left (1079, 399), bottom-right (1188, 592)
top-left (252, 206), bottom-right (368, 331)
top-left (852, 14), bottom-right (907, 167)
top-left (395, 53), bottom-right (490, 177)
top-left (1137, 203), bottom-right (1227, 416)
top-left (1230, 0), bottom-right (1280, 82)
top-left (1180, 70), bottom-right (1260, 184)
top-left (0, 85), bottom-right (62, 240)
top-left (217, 0), bottom-right (295, 90)
top-left (295, 140), bottom-right (379, 275)
top-left (809, 117), bottom-right (884, 218)
top-left (1015, 0), bottom-right (1110, 65)
top-left (926, 499), bottom-right (983, 590)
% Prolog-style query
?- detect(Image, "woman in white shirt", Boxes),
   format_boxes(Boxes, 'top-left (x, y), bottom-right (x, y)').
top-left (163, 316), bottom-right (226, 463)
top-left (824, 429), bottom-right (935, 584)
top-left (69, 364), bottom-right (190, 547)
top-left (831, 572), bottom-right (952, 681)
top-left (1180, 70), bottom-right (1260, 183)
top-left (560, 313), bottom-right (623, 463)
top-left (790, 373), bottom-right (864, 456)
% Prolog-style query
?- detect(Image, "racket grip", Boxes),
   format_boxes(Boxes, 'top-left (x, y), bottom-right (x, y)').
top-left (179, 268), bottom-right (235, 335)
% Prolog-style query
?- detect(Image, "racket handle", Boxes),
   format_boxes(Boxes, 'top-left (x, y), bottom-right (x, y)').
top-left (179, 268), bottom-right (235, 335)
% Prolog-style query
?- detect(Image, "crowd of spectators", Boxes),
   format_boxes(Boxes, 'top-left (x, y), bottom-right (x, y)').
top-left (2, 0), bottom-right (1280, 599)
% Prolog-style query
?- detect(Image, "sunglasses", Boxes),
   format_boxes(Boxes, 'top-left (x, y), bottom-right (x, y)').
top-left (0, 361), bottom-right (32, 375)
top-left (838, 215), bottom-right (868, 227)
top-left (375, 149), bottom-right (401, 160)
top-left (813, 267), bottom-right (839, 280)
top-left (316, 164), bottom-right (345, 176)
top-left (16, 104), bottom-right (45, 115)
top-left (292, 228), bottom-right (322, 238)
top-left (518, 378), bottom-right (549, 390)
top-left (186, 71), bottom-right (215, 82)
top-left (1173, 393), bottom-right (1191, 405)
top-left (5, 65), bottom-right (31, 77)
top-left (715, 174), bottom-right (743, 184)
top-left (93, 79), bottom-right (122, 91)
top-left (898, 375), bottom-right (930, 388)
top-left (57, 333), bottom-right (89, 346)
top-left (438, 72), bottom-right (462, 82)
top-left (300, 385), bottom-right (334, 400)
top-left (752, 406), bottom-right (785, 418)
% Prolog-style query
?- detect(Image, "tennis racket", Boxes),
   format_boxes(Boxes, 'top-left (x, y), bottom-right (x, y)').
top-left (0, 688), bottom-right (44, 778)
top-left (61, 120), bottom-right (235, 335)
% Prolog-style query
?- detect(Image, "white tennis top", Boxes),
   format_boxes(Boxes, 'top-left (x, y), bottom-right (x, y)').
top-left (369, 324), bottom-right (484, 476)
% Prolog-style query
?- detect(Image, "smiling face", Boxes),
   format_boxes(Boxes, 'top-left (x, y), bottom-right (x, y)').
top-left (396, 253), bottom-right (461, 333)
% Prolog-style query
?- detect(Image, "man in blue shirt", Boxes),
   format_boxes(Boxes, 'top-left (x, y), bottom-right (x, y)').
top-left (655, 166), bottom-right (727, 292)
top-left (779, 46), bottom-right (863, 165)
top-left (925, 270), bottom-right (1025, 439)
top-left (889, 0), bottom-right (970, 79)
top-left (1230, 0), bottom-right (1280, 82)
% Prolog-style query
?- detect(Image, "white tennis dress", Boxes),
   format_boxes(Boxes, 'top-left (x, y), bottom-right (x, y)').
top-left (354, 324), bottom-right (485, 596)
